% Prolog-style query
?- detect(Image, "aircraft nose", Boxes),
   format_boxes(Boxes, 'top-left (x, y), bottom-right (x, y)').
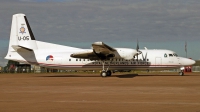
top-left (180, 58), bottom-right (196, 66)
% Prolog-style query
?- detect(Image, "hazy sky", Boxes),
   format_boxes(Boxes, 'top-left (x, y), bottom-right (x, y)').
top-left (0, 0), bottom-right (200, 66)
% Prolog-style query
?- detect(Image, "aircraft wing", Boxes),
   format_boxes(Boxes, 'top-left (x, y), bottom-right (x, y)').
top-left (92, 42), bottom-right (116, 54)
top-left (70, 42), bottom-right (116, 59)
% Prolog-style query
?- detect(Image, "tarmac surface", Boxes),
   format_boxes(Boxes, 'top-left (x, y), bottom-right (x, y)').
top-left (0, 72), bottom-right (200, 112)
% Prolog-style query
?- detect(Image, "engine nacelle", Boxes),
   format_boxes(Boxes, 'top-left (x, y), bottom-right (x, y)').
top-left (114, 48), bottom-right (138, 60)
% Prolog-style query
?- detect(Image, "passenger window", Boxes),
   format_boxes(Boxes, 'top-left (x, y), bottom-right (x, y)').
top-left (69, 59), bottom-right (71, 61)
top-left (76, 59), bottom-right (78, 61)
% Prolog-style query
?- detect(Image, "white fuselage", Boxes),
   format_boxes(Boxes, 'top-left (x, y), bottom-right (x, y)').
top-left (6, 41), bottom-right (194, 71)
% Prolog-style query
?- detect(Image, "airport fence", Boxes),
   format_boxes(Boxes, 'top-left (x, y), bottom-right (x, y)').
top-left (192, 66), bottom-right (200, 72)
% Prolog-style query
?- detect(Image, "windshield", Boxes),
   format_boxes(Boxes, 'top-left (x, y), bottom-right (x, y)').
top-left (173, 53), bottom-right (178, 57)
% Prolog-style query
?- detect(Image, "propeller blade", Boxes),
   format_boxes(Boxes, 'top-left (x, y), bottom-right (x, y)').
top-left (136, 39), bottom-right (139, 51)
top-left (145, 52), bottom-right (147, 61)
top-left (142, 53), bottom-right (144, 61)
top-left (136, 39), bottom-right (139, 61)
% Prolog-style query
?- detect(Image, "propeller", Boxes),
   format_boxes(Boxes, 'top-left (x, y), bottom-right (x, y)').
top-left (142, 50), bottom-right (147, 61)
top-left (136, 39), bottom-right (141, 61)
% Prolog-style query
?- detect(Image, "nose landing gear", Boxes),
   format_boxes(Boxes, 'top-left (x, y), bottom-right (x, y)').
top-left (179, 70), bottom-right (184, 76)
top-left (179, 67), bottom-right (185, 76)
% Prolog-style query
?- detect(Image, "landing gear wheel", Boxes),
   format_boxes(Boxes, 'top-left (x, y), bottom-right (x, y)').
top-left (179, 71), bottom-right (184, 76)
top-left (101, 71), bottom-right (107, 77)
top-left (106, 70), bottom-right (112, 76)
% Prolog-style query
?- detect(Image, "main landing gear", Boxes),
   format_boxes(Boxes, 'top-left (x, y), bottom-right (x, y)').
top-left (101, 70), bottom-right (112, 77)
top-left (100, 60), bottom-right (112, 77)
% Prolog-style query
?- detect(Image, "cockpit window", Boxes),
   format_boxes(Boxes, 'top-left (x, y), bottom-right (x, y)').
top-left (164, 53), bottom-right (167, 58)
top-left (173, 53), bottom-right (178, 57)
top-left (169, 54), bottom-right (173, 57)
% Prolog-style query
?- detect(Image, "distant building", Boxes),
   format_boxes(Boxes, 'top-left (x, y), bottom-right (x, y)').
top-left (15, 64), bottom-right (31, 73)
top-left (193, 60), bottom-right (200, 66)
top-left (192, 60), bottom-right (200, 72)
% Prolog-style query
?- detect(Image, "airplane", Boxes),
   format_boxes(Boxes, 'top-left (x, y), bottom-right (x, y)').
top-left (5, 13), bottom-right (195, 77)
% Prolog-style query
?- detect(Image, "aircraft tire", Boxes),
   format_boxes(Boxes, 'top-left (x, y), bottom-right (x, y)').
top-left (106, 70), bottom-right (112, 76)
top-left (179, 71), bottom-right (184, 76)
top-left (101, 71), bottom-right (107, 77)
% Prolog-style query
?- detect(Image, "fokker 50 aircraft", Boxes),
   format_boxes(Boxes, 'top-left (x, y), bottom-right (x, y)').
top-left (5, 14), bottom-right (195, 77)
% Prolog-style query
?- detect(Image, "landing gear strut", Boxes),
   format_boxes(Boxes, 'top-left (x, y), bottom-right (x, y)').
top-left (100, 60), bottom-right (112, 77)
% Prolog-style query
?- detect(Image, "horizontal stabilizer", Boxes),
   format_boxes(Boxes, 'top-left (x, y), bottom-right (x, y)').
top-left (12, 45), bottom-right (33, 51)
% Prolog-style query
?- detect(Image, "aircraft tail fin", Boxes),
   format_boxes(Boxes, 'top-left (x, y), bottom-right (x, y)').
top-left (8, 13), bottom-right (37, 52)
